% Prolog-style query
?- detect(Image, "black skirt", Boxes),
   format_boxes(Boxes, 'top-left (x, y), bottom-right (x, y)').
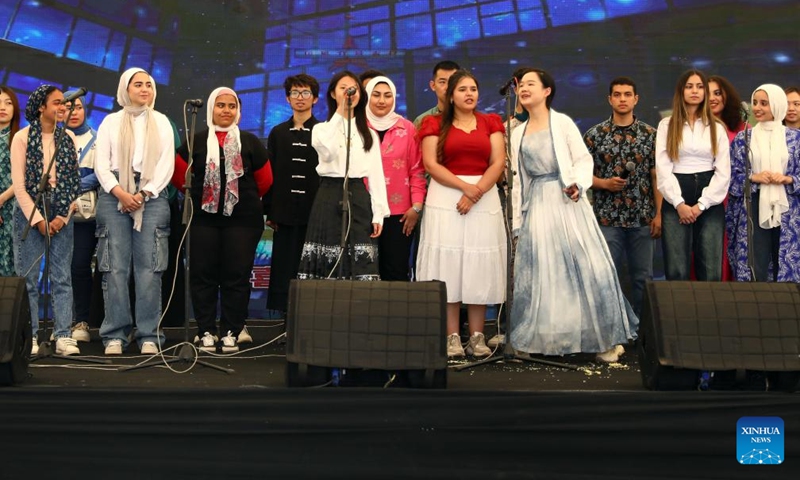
top-left (297, 177), bottom-right (379, 280)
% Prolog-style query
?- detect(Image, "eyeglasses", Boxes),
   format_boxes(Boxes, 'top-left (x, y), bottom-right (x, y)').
top-left (290, 90), bottom-right (313, 99)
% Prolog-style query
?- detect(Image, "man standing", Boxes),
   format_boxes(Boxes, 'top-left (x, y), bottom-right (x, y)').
top-left (584, 77), bottom-right (661, 317)
top-left (264, 74), bottom-right (320, 319)
top-left (413, 60), bottom-right (460, 129)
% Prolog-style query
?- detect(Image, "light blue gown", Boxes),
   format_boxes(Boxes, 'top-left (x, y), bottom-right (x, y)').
top-left (510, 130), bottom-right (637, 355)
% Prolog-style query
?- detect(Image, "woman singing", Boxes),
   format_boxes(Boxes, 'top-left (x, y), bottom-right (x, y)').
top-left (11, 85), bottom-right (82, 356)
top-left (174, 87), bottom-right (272, 353)
top-left (416, 70), bottom-right (507, 358)
top-left (365, 75), bottom-right (426, 281)
top-left (727, 84), bottom-right (800, 282)
top-left (94, 68), bottom-right (175, 355)
top-left (656, 70), bottom-right (730, 281)
top-left (298, 71), bottom-right (389, 281)
top-left (509, 68), bottom-right (635, 363)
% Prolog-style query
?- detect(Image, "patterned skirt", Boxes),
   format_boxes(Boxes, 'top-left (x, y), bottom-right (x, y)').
top-left (297, 177), bottom-right (379, 281)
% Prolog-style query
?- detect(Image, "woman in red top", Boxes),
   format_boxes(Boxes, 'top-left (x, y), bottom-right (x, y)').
top-left (416, 70), bottom-right (507, 358)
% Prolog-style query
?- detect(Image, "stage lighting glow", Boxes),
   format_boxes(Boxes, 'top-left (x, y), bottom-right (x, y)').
top-left (773, 53), bottom-right (790, 63)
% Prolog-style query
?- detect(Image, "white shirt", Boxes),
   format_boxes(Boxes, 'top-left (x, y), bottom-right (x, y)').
top-left (655, 117), bottom-right (731, 208)
top-left (312, 113), bottom-right (390, 225)
top-left (94, 109), bottom-right (175, 197)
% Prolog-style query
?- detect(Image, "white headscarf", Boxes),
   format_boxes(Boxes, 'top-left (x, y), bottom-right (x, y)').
top-left (751, 84), bottom-right (789, 229)
top-left (116, 67), bottom-right (161, 231)
top-left (203, 86), bottom-right (243, 216)
top-left (365, 76), bottom-right (401, 132)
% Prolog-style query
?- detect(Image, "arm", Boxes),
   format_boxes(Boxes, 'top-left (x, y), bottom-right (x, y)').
top-left (138, 115), bottom-right (176, 198)
top-left (171, 153), bottom-right (189, 190)
top-left (94, 117), bottom-right (119, 194)
top-left (650, 168), bottom-right (663, 238)
top-left (0, 186), bottom-right (14, 205)
top-left (655, 119), bottom-right (685, 207)
top-left (254, 161), bottom-right (273, 197)
top-left (10, 129), bottom-right (44, 228)
top-left (563, 119), bottom-right (594, 199)
top-left (698, 123), bottom-right (731, 208)
top-left (727, 133), bottom-right (747, 198)
top-left (311, 116), bottom-right (340, 164)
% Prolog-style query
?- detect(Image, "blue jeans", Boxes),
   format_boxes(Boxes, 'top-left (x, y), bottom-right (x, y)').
top-left (599, 225), bottom-right (653, 317)
top-left (13, 206), bottom-right (74, 339)
top-left (661, 171), bottom-right (724, 281)
top-left (95, 190), bottom-right (170, 348)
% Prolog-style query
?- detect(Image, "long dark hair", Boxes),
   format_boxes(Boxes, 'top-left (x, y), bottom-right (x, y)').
top-left (325, 71), bottom-right (373, 152)
top-left (666, 69), bottom-right (719, 161)
top-left (0, 85), bottom-right (21, 143)
top-left (436, 70), bottom-right (478, 163)
top-left (709, 75), bottom-right (743, 133)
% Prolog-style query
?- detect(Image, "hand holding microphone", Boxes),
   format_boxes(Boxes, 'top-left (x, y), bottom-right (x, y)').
top-left (606, 162), bottom-right (635, 192)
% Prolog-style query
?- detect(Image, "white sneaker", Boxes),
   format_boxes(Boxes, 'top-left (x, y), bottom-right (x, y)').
top-left (71, 322), bottom-right (91, 342)
top-left (221, 331), bottom-right (239, 353)
top-left (105, 339), bottom-right (123, 355)
top-left (199, 332), bottom-right (218, 352)
top-left (55, 337), bottom-right (80, 356)
top-left (237, 326), bottom-right (253, 344)
top-left (615, 344), bottom-right (626, 356)
top-left (140, 341), bottom-right (158, 355)
top-left (31, 335), bottom-right (39, 356)
top-left (465, 332), bottom-right (491, 357)
top-left (596, 347), bottom-right (619, 363)
top-left (446, 333), bottom-right (465, 358)
top-left (487, 333), bottom-right (505, 348)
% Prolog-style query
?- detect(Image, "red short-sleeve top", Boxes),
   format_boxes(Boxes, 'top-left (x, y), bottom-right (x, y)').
top-left (418, 112), bottom-right (505, 175)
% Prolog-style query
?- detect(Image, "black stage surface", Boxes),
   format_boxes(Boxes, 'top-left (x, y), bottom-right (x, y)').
top-left (1, 320), bottom-right (798, 479)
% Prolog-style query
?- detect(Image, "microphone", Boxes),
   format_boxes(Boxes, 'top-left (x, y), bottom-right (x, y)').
top-left (345, 86), bottom-right (358, 97)
top-left (499, 77), bottom-right (516, 96)
top-left (619, 161), bottom-right (636, 180)
top-left (740, 101), bottom-right (750, 122)
top-left (186, 99), bottom-right (204, 107)
top-left (64, 87), bottom-right (88, 103)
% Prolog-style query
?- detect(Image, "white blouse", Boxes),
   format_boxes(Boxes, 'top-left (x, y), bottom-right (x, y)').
top-left (312, 112), bottom-right (390, 225)
top-left (655, 117), bottom-right (730, 208)
top-left (94, 109), bottom-right (175, 198)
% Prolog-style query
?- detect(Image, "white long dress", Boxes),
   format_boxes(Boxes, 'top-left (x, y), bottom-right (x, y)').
top-left (510, 129), bottom-right (637, 355)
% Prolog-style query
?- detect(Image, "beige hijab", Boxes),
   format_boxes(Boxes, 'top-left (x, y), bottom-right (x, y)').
top-left (116, 67), bottom-right (161, 231)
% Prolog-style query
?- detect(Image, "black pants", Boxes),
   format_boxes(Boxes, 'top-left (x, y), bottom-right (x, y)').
top-left (267, 223), bottom-right (307, 313)
top-left (378, 214), bottom-right (413, 281)
top-left (750, 192), bottom-right (781, 282)
top-left (190, 224), bottom-right (262, 337)
top-left (71, 220), bottom-right (97, 323)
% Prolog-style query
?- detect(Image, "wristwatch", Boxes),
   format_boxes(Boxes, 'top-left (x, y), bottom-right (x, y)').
top-left (412, 205), bottom-right (422, 214)
top-left (697, 201), bottom-right (707, 212)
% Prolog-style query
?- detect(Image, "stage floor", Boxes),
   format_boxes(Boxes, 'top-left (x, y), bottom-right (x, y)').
top-left (19, 319), bottom-right (643, 391)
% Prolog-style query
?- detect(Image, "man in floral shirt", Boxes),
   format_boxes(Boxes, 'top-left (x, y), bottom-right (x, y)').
top-left (584, 77), bottom-right (661, 317)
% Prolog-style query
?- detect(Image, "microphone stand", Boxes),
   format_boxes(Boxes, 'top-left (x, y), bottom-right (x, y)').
top-left (27, 102), bottom-right (109, 365)
top-left (454, 82), bottom-right (577, 372)
top-left (121, 101), bottom-right (232, 373)
top-left (336, 94), bottom-right (354, 279)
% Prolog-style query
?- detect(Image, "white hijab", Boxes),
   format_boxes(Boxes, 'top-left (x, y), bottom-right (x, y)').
top-left (205, 86), bottom-right (242, 169)
top-left (365, 76), bottom-right (401, 132)
top-left (750, 84), bottom-right (789, 228)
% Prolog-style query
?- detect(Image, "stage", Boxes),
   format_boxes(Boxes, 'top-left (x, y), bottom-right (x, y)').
top-left (1, 320), bottom-right (798, 479)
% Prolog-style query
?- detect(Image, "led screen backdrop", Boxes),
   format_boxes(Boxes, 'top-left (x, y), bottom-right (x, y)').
top-left (2, 0), bottom-right (798, 316)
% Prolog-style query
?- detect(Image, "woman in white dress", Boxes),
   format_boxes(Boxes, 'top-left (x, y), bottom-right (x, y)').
top-left (509, 68), bottom-right (637, 363)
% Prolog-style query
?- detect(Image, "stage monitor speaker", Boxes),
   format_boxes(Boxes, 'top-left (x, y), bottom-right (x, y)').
top-left (637, 281), bottom-right (800, 391)
top-left (0, 277), bottom-right (32, 386)
top-left (285, 279), bottom-right (447, 388)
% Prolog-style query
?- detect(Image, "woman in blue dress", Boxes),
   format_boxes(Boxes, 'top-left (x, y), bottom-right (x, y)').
top-left (726, 84), bottom-right (800, 282)
top-left (509, 68), bottom-right (637, 363)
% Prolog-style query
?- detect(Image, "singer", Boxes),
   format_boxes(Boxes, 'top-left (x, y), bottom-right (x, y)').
top-left (94, 68), bottom-right (175, 355)
top-left (297, 71), bottom-right (389, 280)
top-left (584, 77), bottom-right (660, 317)
top-left (656, 69), bottom-right (730, 281)
top-left (727, 84), bottom-right (800, 282)
top-left (416, 70), bottom-right (507, 358)
top-left (10, 85), bottom-right (82, 356)
top-left (174, 87), bottom-right (272, 353)
top-left (509, 68), bottom-right (636, 363)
